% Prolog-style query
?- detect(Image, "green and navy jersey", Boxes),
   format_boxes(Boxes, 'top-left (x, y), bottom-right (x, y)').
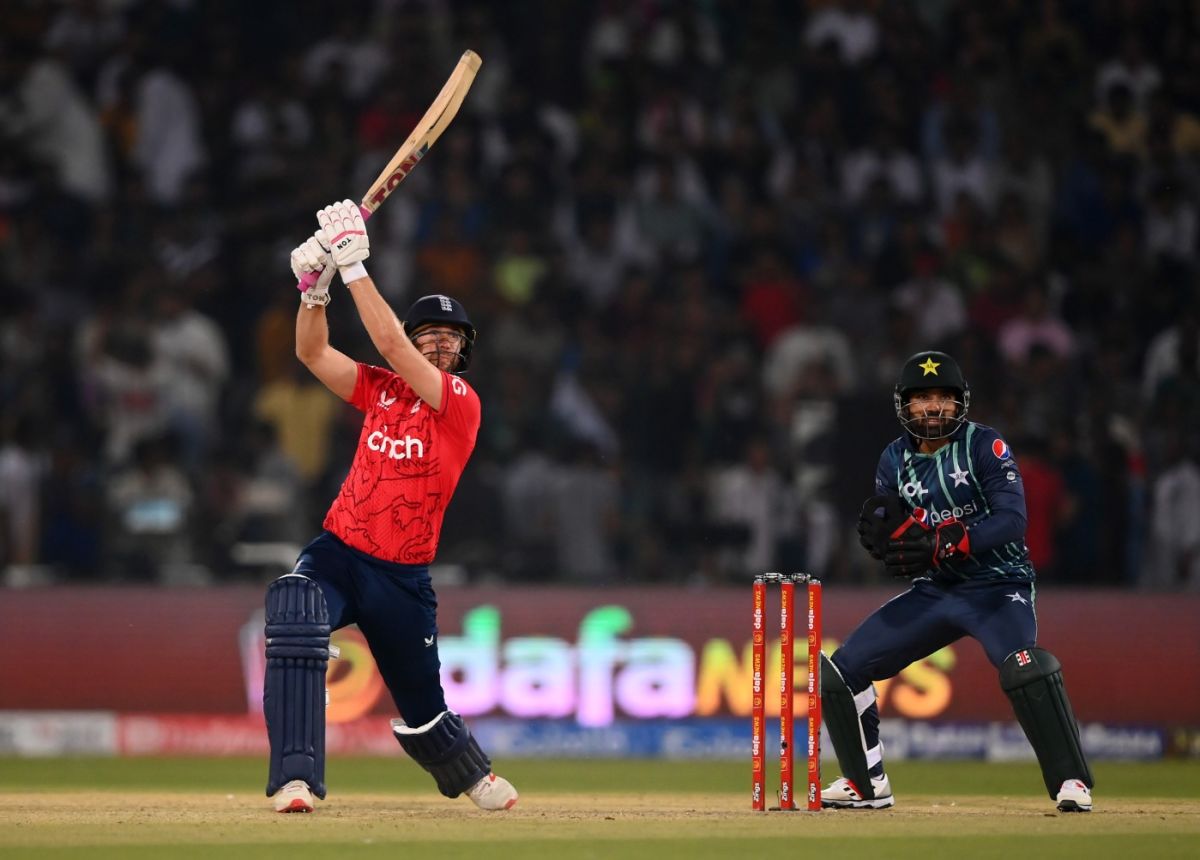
top-left (875, 421), bottom-right (1036, 583)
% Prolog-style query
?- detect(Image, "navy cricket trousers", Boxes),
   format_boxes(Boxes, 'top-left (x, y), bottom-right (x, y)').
top-left (833, 577), bottom-right (1038, 693)
top-left (829, 577), bottom-right (1038, 775)
top-left (293, 531), bottom-right (447, 727)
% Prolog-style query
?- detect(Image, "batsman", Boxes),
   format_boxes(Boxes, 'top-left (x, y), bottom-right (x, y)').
top-left (821, 351), bottom-right (1094, 812)
top-left (262, 200), bottom-right (518, 813)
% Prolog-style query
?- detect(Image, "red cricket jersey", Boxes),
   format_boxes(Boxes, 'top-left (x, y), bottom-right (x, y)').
top-left (322, 363), bottom-right (480, 564)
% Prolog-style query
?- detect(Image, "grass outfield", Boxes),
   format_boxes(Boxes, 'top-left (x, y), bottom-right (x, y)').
top-left (0, 758), bottom-right (1197, 859)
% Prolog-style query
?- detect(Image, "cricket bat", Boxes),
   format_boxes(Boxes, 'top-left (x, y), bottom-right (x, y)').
top-left (298, 49), bottom-right (482, 290)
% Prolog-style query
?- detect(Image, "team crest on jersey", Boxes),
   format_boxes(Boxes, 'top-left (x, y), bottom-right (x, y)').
top-left (992, 439), bottom-right (1010, 459)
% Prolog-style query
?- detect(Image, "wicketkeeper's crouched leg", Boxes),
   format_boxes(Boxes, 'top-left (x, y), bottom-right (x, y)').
top-left (820, 652), bottom-right (886, 798)
top-left (1000, 647), bottom-right (1094, 800)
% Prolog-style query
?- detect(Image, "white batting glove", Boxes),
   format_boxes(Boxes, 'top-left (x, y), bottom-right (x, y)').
top-left (290, 233), bottom-right (335, 307)
top-left (316, 199), bottom-right (370, 284)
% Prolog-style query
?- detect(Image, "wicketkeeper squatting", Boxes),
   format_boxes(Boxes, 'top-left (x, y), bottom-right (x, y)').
top-left (822, 350), bottom-right (1094, 812)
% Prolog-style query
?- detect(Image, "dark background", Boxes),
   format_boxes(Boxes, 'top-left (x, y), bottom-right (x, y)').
top-left (1, 0), bottom-right (1198, 589)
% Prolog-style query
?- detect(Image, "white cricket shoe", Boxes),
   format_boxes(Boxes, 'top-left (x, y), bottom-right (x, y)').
top-left (272, 779), bottom-right (314, 813)
top-left (821, 774), bottom-right (895, 809)
top-left (466, 772), bottom-right (518, 810)
top-left (1055, 779), bottom-right (1092, 812)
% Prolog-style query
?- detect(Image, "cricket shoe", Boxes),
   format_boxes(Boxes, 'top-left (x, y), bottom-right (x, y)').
top-left (272, 779), bottom-right (314, 813)
top-left (821, 775), bottom-right (895, 809)
top-left (1055, 779), bottom-right (1092, 813)
top-left (466, 772), bottom-right (518, 810)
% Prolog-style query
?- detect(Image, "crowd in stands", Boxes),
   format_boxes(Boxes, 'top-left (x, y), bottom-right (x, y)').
top-left (1, 0), bottom-right (1198, 589)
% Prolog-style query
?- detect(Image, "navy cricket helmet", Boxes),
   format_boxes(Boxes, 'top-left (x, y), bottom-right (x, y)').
top-left (893, 350), bottom-right (970, 440)
top-left (403, 294), bottom-right (477, 372)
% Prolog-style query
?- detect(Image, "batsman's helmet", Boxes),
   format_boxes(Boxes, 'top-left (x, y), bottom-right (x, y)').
top-left (404, 294), bottom-right (477, 372)
top-left (893, 350), bottom-right (970, 440)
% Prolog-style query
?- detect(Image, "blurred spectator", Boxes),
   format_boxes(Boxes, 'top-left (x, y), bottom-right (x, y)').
top-left (993, 131), bottom-right (1055, 242)
top-left (1141, 302), bottom-right (1200, 403)
top-left (762, 314), bottom-right (855, 401)
top-left (840, 124), bottom-right (923, 206)
top-left (253, 362), bottom-right (342, 490)
top-left (633, 158), bottom-right (710, 264)
top-left (84, 318), bottom-right (171, 466)
top-left (997, 286), bottom-right (1075, 366)
top-left (891, 256), bottom-right (968, 345)
top-left (1095, 35), bottom-right (1161, 110)
top-left (1014, 435), bottom-right (1070, 576)
top-left (0, 37), bottom-right (112, 202)
top-left (229, 73), bottom-right (313, 185)
top-left (0, 416), bottom-right (45, 579)
top-left (930, 116), bottom-right (995, 216)
top-left (1142, 179), bottom-right (1197, 264)
top-left (1088, 82), bottom-right (1147, 157)
top-left (803, 0), bottom-right (879, 67)
top-left (44, 0), bottom-right (126, 85)
top-left (151, 285), bottom-right (230, 469)
top-left (547, 440), bottom-right (620, 583)
top-left (707, 436), bottom-right (797, 576)
top-left (105, 434), bottom-right (198, 583)
top-left (301, 15), bottom-right (387, 101)
top-left (1144, 431), bottom-right (1200, 591)
top-left (38, 429), bottom-right (103, 580)
top-left (129, 47), bottom-right (207, 204)
top-left (739, 246), bottom-right (807, 349)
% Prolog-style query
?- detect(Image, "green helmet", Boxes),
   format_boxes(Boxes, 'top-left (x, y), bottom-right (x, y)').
top-left (893, 351), bottom-right (970, 440)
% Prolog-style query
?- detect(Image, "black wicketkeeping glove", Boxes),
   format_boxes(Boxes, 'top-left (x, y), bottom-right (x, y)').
top-left (857, 495), bottom-right (913, 562)
top-left (884, 516), bottom-right (971, 578)
top-left (856, 495), bottom-right (888, 560)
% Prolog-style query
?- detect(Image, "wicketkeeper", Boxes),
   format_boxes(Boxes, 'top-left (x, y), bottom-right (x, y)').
top-left (821, 351), bottom-right (1094, 812)
top-left (263, 200), bottom-right (518, 813)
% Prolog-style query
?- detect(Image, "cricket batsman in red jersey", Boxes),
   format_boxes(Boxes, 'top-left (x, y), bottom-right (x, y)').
top-left (262, 199), bottom-right (518, 814)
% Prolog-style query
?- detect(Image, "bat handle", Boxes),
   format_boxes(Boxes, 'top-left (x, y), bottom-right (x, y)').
top-left (294, 204), bottom-right (374, 291)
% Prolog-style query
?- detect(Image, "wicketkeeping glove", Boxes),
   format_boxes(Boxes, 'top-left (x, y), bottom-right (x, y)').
top-left (883, 513), bottom-right (971, 578)
top-left (316, 199), bottom-right (370, 284)
top-left (290, 233), bottom-right (335, 308)
top-left (857, 495), bottom-right (888, 560)
top-left (857, 494), bottom-right (913, 561)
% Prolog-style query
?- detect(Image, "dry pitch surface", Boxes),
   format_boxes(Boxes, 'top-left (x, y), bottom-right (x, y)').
top-left (2, 759), bottom-right (1198, 859)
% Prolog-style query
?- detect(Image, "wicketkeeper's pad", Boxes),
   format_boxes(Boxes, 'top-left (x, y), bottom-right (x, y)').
top-left (1001, 647), bottom-right (1094, 798)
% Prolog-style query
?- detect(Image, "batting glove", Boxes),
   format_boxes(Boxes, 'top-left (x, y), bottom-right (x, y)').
top-left (316, 199), bottom-right (370, 284)
top-left (290, 233), bottom-right (335, 308)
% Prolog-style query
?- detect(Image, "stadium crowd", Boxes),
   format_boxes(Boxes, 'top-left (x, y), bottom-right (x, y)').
top-left (1, 0), bottom-right (1198, 589)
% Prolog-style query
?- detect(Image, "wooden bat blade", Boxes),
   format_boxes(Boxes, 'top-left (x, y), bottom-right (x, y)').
top-left (359, 49), bottom-right (482, 215)
top-left (298, 51), bottom-right (480, 291)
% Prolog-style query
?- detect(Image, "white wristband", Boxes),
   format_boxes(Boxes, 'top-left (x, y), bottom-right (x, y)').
top-left (339, 262), bottom-right (368, 284)
top-left (301, 290), bottom-right (330, 308)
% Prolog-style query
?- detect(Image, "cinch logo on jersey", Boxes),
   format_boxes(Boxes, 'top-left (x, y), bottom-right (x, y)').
top-left (926, 501), bottom-right (979, 524)
top-left (366, 430), bottom-right (426, 461)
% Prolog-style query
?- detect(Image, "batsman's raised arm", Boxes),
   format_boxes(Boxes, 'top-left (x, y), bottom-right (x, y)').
top-left (291, 233), bottom-right (356, 401)
top-left (315, 199), bottom-right (446, 409)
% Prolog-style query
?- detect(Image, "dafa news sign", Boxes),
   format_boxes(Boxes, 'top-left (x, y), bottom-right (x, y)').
top-left (0, 586), bottom-right (1195, 757)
